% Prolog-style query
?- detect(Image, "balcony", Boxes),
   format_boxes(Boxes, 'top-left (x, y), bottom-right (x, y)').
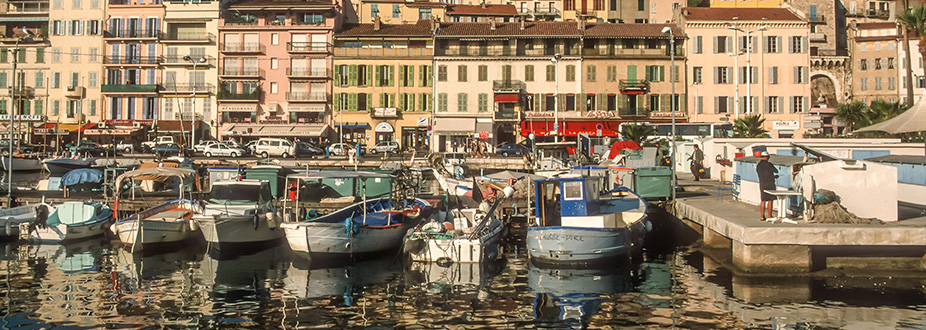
top-left (618, 107), bottom-right (649, 117)
top-left (583, 47), bottom-right (675, 58)
top-left (809, 32), bottom-right (827, 42)
top-left (287, 67), bottom-right (329, 78)
top-left (533, 6), bottom-right (560, 16)
top-left (494, 111), bottom-right (520, 121)
top-left (618, 80), bottom-right (649, 92)
top-left (809, 14), bottom-right (826, 23)
top-left (103, 56), bottom-right (160, 65)
top-left (160, 55), bottom-right (215, 66)
top-left (65, 86), bottom-right (85, 98)
top-left (101, 84), bottom-right (159, 93)
top-left (575, 10), bottom-right (596, 18)
top-left (287, 42), bottom-right (331, 53)
top-left (159, 83), bottom-right (215, 94)
top-left (334, 47), bottom-right (432, 58)
top-left (161, 32), bottom-right (215, 43)
top-left (217, 90), bottom-right (260, 101)
top-left (220, 67), bottom-right (264, 78)
top-left (516, 8), bottom-right (531, 15)
top-left (103, 29), bottom-right (160, 39)
top-left (220, 42), bottom-right (264, 53)
top-left (493, 80), bottom-right (526, 92)
top-left (286, 92), bottom-right (327, 102)
top-left (6, 0), bottom-right (49, 13)
top-left (867, 8), bottom-right (889, 19)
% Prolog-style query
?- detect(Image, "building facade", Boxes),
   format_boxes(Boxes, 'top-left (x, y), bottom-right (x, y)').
top-left (849, 22), bottom-right (900, 105)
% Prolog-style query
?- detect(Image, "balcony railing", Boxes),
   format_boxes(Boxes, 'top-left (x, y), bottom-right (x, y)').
top-left (533, 6), bottom-right (560, 16)
top-left (220, 42), bottom-right (264, 53)
top-left (104, 29), bottom-right (160, 39)
top-left (101, 84), bottom-right (159, 93)
top-left (583, 47), bottom-right (676, 57)
top-left (287, 67), bottom-right (330, 78)
top-left (161, 32), bottom-right (214, 43)
top-left (160, 55), bottom-right (215, 66)
top-left (287, 42), bottom-right (331, 53)
top-left (437, 46), bottom-right (580, 57)
top-left (618, 108), bottom-right (649, 117)
top-left (809, 14), bottom-right (826, 23)
top-left (103, 56), bottom-right (160, 65)
top-left (217, 90), bottom-right (260, 101)
top-left (867, 8), bottom-right (889, 18)
top-left (334, 47), bottom-right (432, 58)
top-left (159, 83), bottom-right (215, 94)
top-left (493, 80), bottom-right (526, 92)
top-left (619, 80), bottom-right (649, 91)
top-left (494, 111), bottom-right (520, 120)
top-left (220, 67), bottom-right (263, 77)
top-left (7, 1), bottom-right (49, 13)
top-left (809, 32), bottom-right (827, 42)
top-left (516, 8), bottom-right (532, 15)
top-left (286, 92), bottom-right (327, 102)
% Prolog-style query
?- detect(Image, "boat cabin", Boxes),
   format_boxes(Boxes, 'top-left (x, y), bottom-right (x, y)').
top-left (209, 179), bottom-right (272, 204)
top-left (284, 171), bottom-right (393, 203)
top-left (533, 176), bottom-right (601, 227)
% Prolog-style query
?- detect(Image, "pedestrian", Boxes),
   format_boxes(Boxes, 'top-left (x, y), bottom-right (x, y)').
top-left (687, 144), bottom-right (704, 181)
top-left (756, 151), bottom-right (778, 221)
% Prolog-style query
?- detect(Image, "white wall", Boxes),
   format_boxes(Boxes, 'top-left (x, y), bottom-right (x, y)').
top-left (800, 160), bottom-right (898, 221)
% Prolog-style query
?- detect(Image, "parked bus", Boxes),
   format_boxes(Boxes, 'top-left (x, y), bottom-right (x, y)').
top-left (648, 122), bottom-right (733, 140)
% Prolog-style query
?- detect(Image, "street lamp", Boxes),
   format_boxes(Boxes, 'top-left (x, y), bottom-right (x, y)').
top-left (662, 26), bottom-right (677, 200)
top-left (551, 53), bottom-right (561, 142)
top-left (727, 48), bottom-right (745, 118)
top-left (183, 55), bottom-right (207, 151)
top-left (7, 32), bottom-right (34, 205)
top-left (727, 24), bottom-right (768, 116)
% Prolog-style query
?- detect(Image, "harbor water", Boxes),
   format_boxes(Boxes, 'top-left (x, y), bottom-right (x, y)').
top-left (2, 211), bottom-right (926, 329)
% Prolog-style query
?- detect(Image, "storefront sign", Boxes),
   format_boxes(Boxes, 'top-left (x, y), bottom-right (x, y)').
top-left (288, 104), bottom-right (325, 112)
top-left (586, 110), bottom-right (615, 119)
top-left (475, 131), bottom-right (492, 139)
top-left (525, 112), bottom-right (554, 118)
top-left (773, 120), bottom-right (800, 130)
top-left (373, 107), bottom-right (398, 117)
top-left (417, 117), bottom-right (429, 127)
top-left (106, 119), bottom-right (154, 126)
top-left (374, 122), bottom-right (394, 133)
top-left (0, 115), bottom-right (45, 121)
top-left (218, 104), bottom-right (259, 112)
top-left (804, 122), bottom-right (822, 129)
top-left (650, 112), bottom-right (687, 118)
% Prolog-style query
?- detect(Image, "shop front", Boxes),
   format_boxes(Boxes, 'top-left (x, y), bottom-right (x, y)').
top-left (374, 122), bottom-right (394, 144)
top-left (432, 117), bottom-right (475, 153)
top-left (519, 120), bottom-right (623, 141)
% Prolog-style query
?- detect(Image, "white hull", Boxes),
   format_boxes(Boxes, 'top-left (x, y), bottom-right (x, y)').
top-left (432, 168), bottom-right (472, 196)
top-left (113, 220), bottom-right (199, 246)
top-left (24, 220), bottom-right (110, 243)
top-left (282, 221), bottom-right (410, 255)
top-left (0, 204), bottom-right (45, 239)
top-left (405, 218), bottom-right (506, 263)
top-left (1, 156), bottom-right (43, 171)
top-left (196, 215), bottom-right (284, 245)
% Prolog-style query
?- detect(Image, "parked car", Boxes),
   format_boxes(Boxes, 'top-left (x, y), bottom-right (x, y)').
top-left (244, 140), bottom-right (258, 155)
top-left (294, 142), bottom-right (323, 158)
top-left (327, 142), bottom-right (362, 156)
top-left (495, 142), bottom-right (531, 157)
top-left (367, 141), bottom-right (399, 154)
top-left (203, 143), bottom-right (246, 158)
top-left (142, 136), bottom-right (176, 151)
top-left (102, 141), bottom-right (135, 154)
top-left (73, 141), bottom-right (109, 157)
top-left (194, 140), bottom-right (221, 153)
top-left (153, 143), bottom-right (191, 157)
top-left (253, 138), bottom-right (295, 158)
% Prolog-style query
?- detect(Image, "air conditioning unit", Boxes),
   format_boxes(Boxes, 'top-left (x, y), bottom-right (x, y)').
top-left (133, 122), bottom-right (143, 128)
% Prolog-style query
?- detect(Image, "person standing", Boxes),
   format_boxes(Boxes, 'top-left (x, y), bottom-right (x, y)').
top-left (756, 151), bottom-right (779, 221)
top-left (688, 145), bottom-right (704, 181)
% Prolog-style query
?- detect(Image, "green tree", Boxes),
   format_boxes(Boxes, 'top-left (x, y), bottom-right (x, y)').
top-left (620, 123), bottom-right (655, 144)
top-left (732, 114), bottom-right (769, 138)
top-left (898, 6), bottom-right (926, 78)
top-left (835, 101), bottom-right (869, 133)
top-left (867, 99), bottom-right (908, 125)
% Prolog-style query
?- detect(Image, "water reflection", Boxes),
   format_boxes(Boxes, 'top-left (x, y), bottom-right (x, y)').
top-left (528, 266), bottom-right (641, 329)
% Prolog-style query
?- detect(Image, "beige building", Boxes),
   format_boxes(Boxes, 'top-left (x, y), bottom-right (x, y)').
top-left (332, 20), bottom-right (433, 151)
top-left (346, 0), bottom-right (446, 24)
top-left (682, 7), bottom-right (813, 138)
top-left (849, 22), bottom-right (900, 105)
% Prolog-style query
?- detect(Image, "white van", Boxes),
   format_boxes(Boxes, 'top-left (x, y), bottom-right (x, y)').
top-left (253, 138), bottom-right (295, 158)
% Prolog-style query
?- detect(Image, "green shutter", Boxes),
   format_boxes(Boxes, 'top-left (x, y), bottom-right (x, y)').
top-left (366, 65), bottom-right (373, 86)
top-left (409, 93), bottom-right (415, 111)
top-left (348, 93), bottom-right (357, 110)
top-left (18, 48), bottom-right (25, 63)
top-left (427, 66), bottom-right (433, 87)
top-left (399, 66), bottom-right (406, 86)
top-left (0, 72), bottom-right (6, 88)
top-left (348, 65), bottom-right (358, 86)
top-left (389, 65), bottom-right (395, 86)
top-left (334, 65), bottom-right (340, 85)
top-left (333, 93), bottom-right (340, 111)
top-left (391, 93), bottom-right (396, 107)
top-left (659, 66), bottom-right (665, 82)
top-left (379, 93), bottom-right (385, 108)
top-left (21, 100), bottom-right (29, 115)
top-left (374, 66), bottom-right (381, 87)
top-left (33, 99), bottom-right (42, 115)
top-left (35, 48), bottom-right (44, 63)
top-left (0, 100), bottom-right (5, 114)
top-left (0, 49), bottom-right (6, 63)
top-left (419, 94), bottom-right (426, 111)
top-left (627, 65), bottom-right (637, 81)
top-left (408, 66), bottom-right (414, 86)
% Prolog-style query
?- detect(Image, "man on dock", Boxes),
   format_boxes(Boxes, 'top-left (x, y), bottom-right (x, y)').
top-left (688, 145), bottom-right (704, 181)
top-left (756, 151), bottom-right (778, 221)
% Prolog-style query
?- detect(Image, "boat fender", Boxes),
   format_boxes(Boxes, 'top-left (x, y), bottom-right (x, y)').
top-left (422, 221), bottom-right (442, 233)
top-left (3, 221), bottom-right (12, 236)
top-left (109, 223), bottom-right (117, 235)
top-left (443, 222), bottom-right (454, 231)
top-left (189, 219), bottom-right (199, 232)
top-left (181, 222), bottom-right (189, 233)
top-left (644, 219), bottom-right (653, 233)
top-left (253, 214), bottom-right (260, 230)
top-left (436, 257), bottom-right (453, 267)
top-left (265, 211), bottom-right (277, 228)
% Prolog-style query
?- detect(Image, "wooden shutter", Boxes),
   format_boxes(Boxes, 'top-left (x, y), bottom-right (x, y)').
top-left (333, 93), bottom-right (339, 111)
top-left (348, 65), bottom-right (357, 86)
top-left (388, 65), bottom-right (395, 86)
top-left (374, 65), bottom-right (381, 87)
top-left (334, 65), bottom-right (340, 85)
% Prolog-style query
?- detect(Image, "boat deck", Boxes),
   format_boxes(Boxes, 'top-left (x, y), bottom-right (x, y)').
top-left (671, 173), bottom-right (926, 273)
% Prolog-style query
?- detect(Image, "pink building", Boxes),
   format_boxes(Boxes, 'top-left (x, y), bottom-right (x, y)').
top-left (217, 0), bottom-right (341, 143)
top-left (102, 0), bottom-right (164, 122)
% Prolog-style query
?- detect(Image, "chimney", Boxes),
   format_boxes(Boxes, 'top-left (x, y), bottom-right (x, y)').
top-left (520, 17), bottom-right (525, 30)
top-left (481, 0), bottom-right (486, 8)
top-left (374, 16), bottom-right (381, 31)
top-left (577, 19), bottom-right (583, 31)
top-left (490, 18), bottom-right (496, 30)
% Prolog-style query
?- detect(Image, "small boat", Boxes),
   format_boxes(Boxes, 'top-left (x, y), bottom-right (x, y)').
top-left (23, 201), bottom-right (114, 243)
top-left (1, 154), bottom-right (43, 171)
top-left (0, 203), bottom-right (50, 240)
top-left (192, 179), bottom-right (284, 251)
top-left (403, 186), bottom-right (514, 264)
top-left (112, 199), bottom-right (204, 251)
top-left (43, 157), bottom-right (95, 176)
top-left (279, 171), bottom-right (431, 260)
top-left (527, 175), bottom-right (650, 267)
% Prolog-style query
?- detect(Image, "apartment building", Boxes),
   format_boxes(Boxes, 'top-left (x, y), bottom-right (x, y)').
top-left (0, 0), bottom-right (52, 144)
top-left (332, 19), bottom-right (433, 151)
top-left (217, 0), bottom-right (340, 143)
top-left (899, 34), bottom-right (925, 105)
top-left (850, 22), bottom-right (900, 105)
top-left (346, 0), bottom-right (445, 24)
top-left (682, 7), bottom-right (813, 138)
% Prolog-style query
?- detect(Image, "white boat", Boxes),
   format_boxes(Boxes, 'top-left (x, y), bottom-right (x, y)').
top-left (1, 154), bottom-right (43, 171)
top-left (192, 179), bottom-right (284, 251)
top-left (527, 175), bottom-right (650, 267)
top-left (112, 199), bottom-right (204, 251)
top-left (23, 201), bottom-right (114, 243)
top-left (42, 157), bottom-right (95, 176)
top-left (0, 203), bottom-right (50, 240)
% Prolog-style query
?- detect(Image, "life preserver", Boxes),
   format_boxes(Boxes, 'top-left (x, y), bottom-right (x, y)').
top-left (506, 178), bottom-right (515, 185)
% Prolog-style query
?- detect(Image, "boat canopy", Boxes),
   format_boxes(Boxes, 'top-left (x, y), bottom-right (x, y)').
top-left (115, 167), bottom-right (199, 193)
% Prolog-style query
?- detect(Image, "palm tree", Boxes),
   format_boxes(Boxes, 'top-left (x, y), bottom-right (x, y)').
top-left (620, 123), bottom-right (655, 144)
top-left (898, 6), bottom-right (926, 78)
top-left (732, 114), bottom-right (769, 138)
top-left (867, 99), bottom-right (908, 124)
top-left (835, 101), bottom-right (869, 133)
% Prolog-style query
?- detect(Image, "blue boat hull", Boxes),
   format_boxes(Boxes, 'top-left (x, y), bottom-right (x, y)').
top-left (526, 218), bottom-right (647, 267)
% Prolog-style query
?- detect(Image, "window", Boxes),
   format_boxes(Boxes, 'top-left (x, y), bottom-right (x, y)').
top-left (438, 65), bottom-right (447, 81)
top-left (791, 96), bottom-right (805, 113)
top-left (875, 41), bottom-right (881, 51)
top-left (859, 59), bottom-right (868, 70)
top-left (565, 94), bottom-right (575, 110)
top-left (715, 96), bottom-right (730, 113)
top-left (693, 66), bottom-right (702, 84)
top-left (693, 36), bottom-right (703, 53)
top-left (54, 0), bottom-right (61, 9)
top-left (694, 96), bottom-right (703, 114)
top-left (478, 93), bottom-right (488, 112)
top-left (382, 41), bottom-right (392, 48)
top-left (565, 65), bottom-right (575, 81)
top-left (607, 94), bottom-right (617, 111)
top-left (789, 36), bottom-right (804, 53)
top-left (419, 8), bottom-right (432, 20)
top-left (860, 77), bottom-right (868, 91)
top-left (525, 65), bottom-right (534, 81)
top-left (478, 65), bottom-right (487, 81)
top-left (35, 48), bottom-right (44, 63)
top-left (371, 4), bottom-right (379, 17)
top-left (794, 66), bottom-right (808, 84)
top-left (393, 4), bottom-right (400, 18)
top-left (874, 58), bottom-right (882, 70)
top-left (271, 33), bottom-right (278, 45)
top-left (52, 72), bottom-right (60, 88)
top-left (714, 36), bottom-right (729, 53)
top-left (546, 65), bottom-right (555, 81)
top-left (645, 65), bottom-right (664, 82)
top-left (70, 47), bottom-right (80, 63)
top-left (457, 93), bottom-right (468, 111)
top-left (270, 82), bottom-right (278, 94)
top-left (607, 65), bottom-right (616, 82)
top-left (649, 94), bottom-right (659, 111)
top-left (88, 20), bottom-right (100, 35)
top-left (586, 94), bottom-right (596, 110)
top-left (35, 72), bottom-right (43, 88)
top-left (69, 20), bottom-right (83, 35)
top-left (888, 77), bottom-right (896, 90)
top-left (587, 65), bottom-right (596, 82)
top-left (563, 181), bottom-right (583, 200)
top-left (545, 94), bottom-right (555, 111)
top-left (888, 57), bottom-right (896, 69)
top-left (715, 67), bottom-right (730, 84)
top-left (91, 0), bottom-right (98, 8)
top-left (52, 100), bottom-right (59, 116)
top-left (438, 93), bottom-right (447, 111)
top-left (766, 96), bottom-right (780, 113)
top-left (769, 66), bottom-right (779, 84)
top-left (875, 77), bottom-right (882, 90)
top-left (457, 65), bottom-right (467, 82)
top-left (344, 41), bottom-right (361, 48)
top-left (860, 43), bottom-right (867, 52)
top-left (270, 57), bottom-right (278, 69)
top-left (52, 48), bottom-right (61, 63)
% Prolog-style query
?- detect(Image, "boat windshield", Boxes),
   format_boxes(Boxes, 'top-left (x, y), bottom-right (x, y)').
top-left (209, 184), bottom-right (270, 204)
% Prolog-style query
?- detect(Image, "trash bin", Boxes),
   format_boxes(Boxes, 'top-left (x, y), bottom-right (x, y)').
top-left (245, 167), bottom-right (284, 198)
top-left (633, 166), bottom-right (672, 199)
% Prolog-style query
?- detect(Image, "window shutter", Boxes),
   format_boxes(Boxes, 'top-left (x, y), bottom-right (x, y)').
top-left (727, 97), bottom-right (733, 112)
top-left (409, 93), bottom-right (415, 110)
top-left (804, 96), bottom-right (809, 112)
top-left (389, 65), bottom-right (395, 86)
top-left (334, 65), bottom-right (340, 85)
top-left (764, 97), bottom-right (770, 113)
top-left (427, 66), bottom-right (433, 87)
top-left (803, 67), bottom-right (809, 83)
top-left (660, 94), bottom-right (669, 111)
top-left (713, 67), bottom-right (719, 84)
top-left (659, 66), bottom-right (665, 81)
top-left (348, 93), bottom-right (357, 110)
top-left (714, 96), bottom-right (720, 113)
top-left (803, 37), bottom-right (808, 53)
top-left (398, 65), bottom-right (405, 87)
top-left (348, 65), bottom-right (357, 86)
top-left (374, 66), bottom-right (381, 87)
top-left (726, 37), bottom-right (732, 53)
top-left (366, 65), bottom-right (373, 86)
top-left (418, 65), bottom-right (425, 87)
top-left (379, 93), bottom-right (385, 108)
top-left (333, 93), bottom-right (339, 111)
top-left (713, 36), bottom-right (718, 53)
top-left (788, 96), bottom-right (794, 113)
top-left (793, 66), bottom-right (799, 84)
top-left (763, 36), bottom-right (770, 53)
top-left (408, 66), bottom-right (415, 86)
top-left (696, 36), bottom-right (702, 53)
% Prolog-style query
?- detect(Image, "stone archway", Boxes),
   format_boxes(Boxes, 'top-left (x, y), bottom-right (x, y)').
top-left (811, 73), bottom-right (839, 108)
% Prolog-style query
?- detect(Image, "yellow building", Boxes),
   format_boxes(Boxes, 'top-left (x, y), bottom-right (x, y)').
top-left (709, 0), bottom-right (785, 8)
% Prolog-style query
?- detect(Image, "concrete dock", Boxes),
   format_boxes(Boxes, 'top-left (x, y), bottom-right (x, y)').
top-left (670, 174), bottom-right (926, 273)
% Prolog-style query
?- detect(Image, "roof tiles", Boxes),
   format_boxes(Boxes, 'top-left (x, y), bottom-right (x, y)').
top-left (337, 20), bottom-right (433, 36)
top-left (683, 7), bottom-right (803, 21)
top-left (446, 4), bottom-right (519, 16)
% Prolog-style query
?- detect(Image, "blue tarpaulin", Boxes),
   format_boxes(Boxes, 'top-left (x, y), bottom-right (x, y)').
top-left (61, 169), bottom-right (104, 187)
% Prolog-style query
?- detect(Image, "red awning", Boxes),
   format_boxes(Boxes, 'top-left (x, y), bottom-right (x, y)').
top-left (520, 121), bottom-right (622, 137)
top-left (494, 94), bottom-right (519, 103)
top-left (36, 123), bottom-right (97, 132)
